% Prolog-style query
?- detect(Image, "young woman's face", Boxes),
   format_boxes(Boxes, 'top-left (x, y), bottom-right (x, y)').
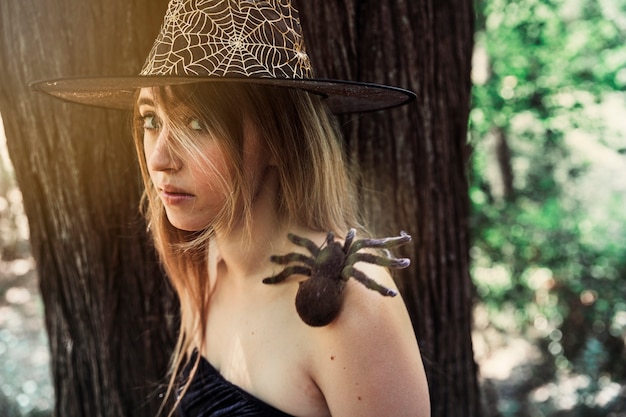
top-left (137, 87), bottom-right (267, 232)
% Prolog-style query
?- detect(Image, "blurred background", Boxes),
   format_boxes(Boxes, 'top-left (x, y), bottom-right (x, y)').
top-left (470, 0), bottom-right (626, 415)
top-left (1, 0), bottom-right (625, 415)
top-left (0, 114), bottom-right (53, 416)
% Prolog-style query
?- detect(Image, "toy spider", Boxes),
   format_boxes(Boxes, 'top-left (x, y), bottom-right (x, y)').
top-left (263, 229), bottom-right (411, 327)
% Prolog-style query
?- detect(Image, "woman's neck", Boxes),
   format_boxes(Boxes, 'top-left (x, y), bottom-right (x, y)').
top-left (211, 166), bottom-right (293, 282)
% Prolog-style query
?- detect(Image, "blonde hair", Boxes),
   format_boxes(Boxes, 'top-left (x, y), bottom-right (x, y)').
top-left (132, 82), bottom-right (364, 413)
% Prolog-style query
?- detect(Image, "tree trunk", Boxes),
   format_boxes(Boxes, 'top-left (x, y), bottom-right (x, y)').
top-left (0, 1), bottom-right (177, 416)
top-left (295, 1), bottom-right (480, 415)
top-left (1, 0), bottom-right (479, 415)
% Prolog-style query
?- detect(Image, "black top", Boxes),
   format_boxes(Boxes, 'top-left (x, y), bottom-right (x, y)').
top-left (178, 355), bottom-right (296, 417)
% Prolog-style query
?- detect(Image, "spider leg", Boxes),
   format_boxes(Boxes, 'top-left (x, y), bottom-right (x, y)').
top-left (349, 231), bottom-right (411, 254)
top-left (342, 228), bottom-right (356, 252)
top-left (342, 265), bottom-right (398, 297)
top-left (288, 233), bottom-right (321, 256)
top-left (325, 231), bottom-right (335, 246)
top-left (263, 265), bottom-right (312, 284)
top-left (346, 252), bottom-right (410, 269)
top-left (270, 252), bottom-right (316, 267)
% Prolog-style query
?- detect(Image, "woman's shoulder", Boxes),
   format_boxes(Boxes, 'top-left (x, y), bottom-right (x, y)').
top-left (307, 261), bottom-right (412, 347)
top-left (304, 263), bottom-right (431, 416)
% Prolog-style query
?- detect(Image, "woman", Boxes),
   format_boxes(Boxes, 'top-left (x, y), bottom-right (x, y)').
top-left (33, 1), bottom-right (430, 416)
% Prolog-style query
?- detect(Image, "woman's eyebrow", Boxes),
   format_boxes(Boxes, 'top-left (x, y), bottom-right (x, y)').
top-left (137, 97), bottom-right (155, 107)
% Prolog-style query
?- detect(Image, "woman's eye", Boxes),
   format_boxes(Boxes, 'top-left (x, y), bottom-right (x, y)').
top-left (188, 118), bottom-right (204, 131)
top-left (141, 114), bottom-right (160, 130)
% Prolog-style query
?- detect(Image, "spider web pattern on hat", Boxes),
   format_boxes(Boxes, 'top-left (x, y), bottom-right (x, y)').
top-left (141, 0), bottom-right (313, 79)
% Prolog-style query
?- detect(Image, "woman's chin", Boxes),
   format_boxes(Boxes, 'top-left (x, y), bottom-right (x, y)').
top-left (166, 214), bottom-right (212, 232)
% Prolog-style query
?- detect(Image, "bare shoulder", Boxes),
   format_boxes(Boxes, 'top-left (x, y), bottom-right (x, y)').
top-left (307, 263), bottom-right (431, 417)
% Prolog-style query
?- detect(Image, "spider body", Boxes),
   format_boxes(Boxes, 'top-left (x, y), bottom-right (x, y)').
top-left (263, 229), bottom-right (411, 327)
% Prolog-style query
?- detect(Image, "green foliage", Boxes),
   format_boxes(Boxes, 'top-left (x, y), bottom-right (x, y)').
top-left (471, 0), bottom-right (626, 414)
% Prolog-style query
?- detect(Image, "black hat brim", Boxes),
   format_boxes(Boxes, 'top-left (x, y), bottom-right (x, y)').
top-left (30, 75), bottom-right (415, 114)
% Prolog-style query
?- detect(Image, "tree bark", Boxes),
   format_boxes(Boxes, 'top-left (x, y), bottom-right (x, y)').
top-left (295, 1), bottom-right (480, 415)
top-left (1, 0), bottom-right (479, 415)
top-left (0, 1), bottom-right (176, 416)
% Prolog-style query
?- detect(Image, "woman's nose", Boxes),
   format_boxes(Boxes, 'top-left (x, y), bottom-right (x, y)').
top-left (146, 126), bottom-right (181, 172)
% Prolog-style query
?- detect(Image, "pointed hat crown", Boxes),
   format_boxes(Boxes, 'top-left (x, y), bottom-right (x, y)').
top-left (142, 0), bottom-right (313, 79)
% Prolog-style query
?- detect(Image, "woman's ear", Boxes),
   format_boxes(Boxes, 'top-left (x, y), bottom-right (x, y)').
top-left (244, 116), bottom-right (278, 167)
top-left (267, 148), bottom-right (278, 167)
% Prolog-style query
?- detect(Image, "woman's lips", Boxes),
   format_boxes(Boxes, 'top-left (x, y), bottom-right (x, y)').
top-left (159, 187), bottom-right (194, 205)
